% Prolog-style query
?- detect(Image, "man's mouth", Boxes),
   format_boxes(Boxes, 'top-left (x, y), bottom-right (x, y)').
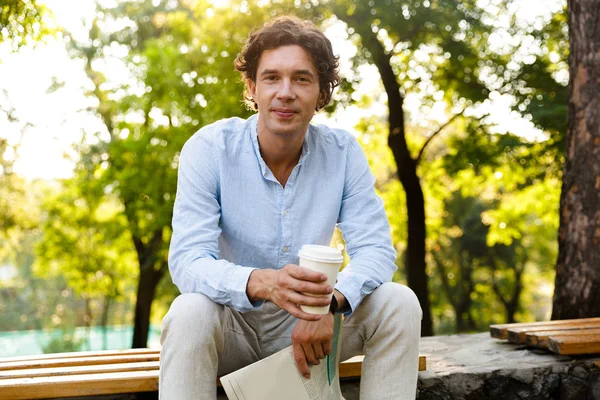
top-left (272, 108), bottom-right (297, 118)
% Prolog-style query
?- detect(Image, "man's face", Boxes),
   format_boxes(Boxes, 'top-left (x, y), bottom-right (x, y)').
top-left (248, 45), bottom-right (324, 141)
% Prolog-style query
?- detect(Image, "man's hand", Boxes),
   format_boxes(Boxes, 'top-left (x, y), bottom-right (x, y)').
top-left (246, 264), bottom-right (333, 321)
top-left (292, 312), bottom-right (334, 379)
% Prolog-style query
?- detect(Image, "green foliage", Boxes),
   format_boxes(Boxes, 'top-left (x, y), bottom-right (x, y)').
top-left (509, 6), bottom-right (568, 160)
top-left (0, 172), bottom-right (24, 239)
top-left (312, 0), bottom-right (504, 111)
top-left (423, 127), bottom-right (558, 330)
top-left (351, 89), bottom-right (559, 332)
top-left (0, 178), bottom-right (97, 333)
top-left (56, 0), bottom-right (287, 342)
top-left (35, 178), bottom-right (137, 302)
top-left (1, 0), bottom-right (567, 340)
top-left (0, 0), bottom-right (52, 50)
top-left (298, 0), bottom-right (563, 332)
top-left (42, 329), bottom-right (85, 354)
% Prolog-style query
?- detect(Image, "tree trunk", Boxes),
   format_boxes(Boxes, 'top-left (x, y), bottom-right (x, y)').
top-left (455, 308), bottom-right (470, 333)
top-left (83, 297), bottom-right (92, 351)
top-left (101, 295), bottom-right (111, 350)
top-left (456, 256), bottom-right (475, 332)
top-left (399, 154), bottom-right (432, 336)
top-left (130, 229), bottom-right (167, 348)
top-left (132, 266), bottom-right (163, 348)
top-left (489, 255), bottom-right (524, 323)
top-left (433, 250), bottom-right (475, 333)
top-left (552, 0), bottom-right (600, 319)
top-left (455, 286), bottom-right (473, 333)
top-left (505, 267), bottom-right (523, 323)
top-left (354, 27), bottom-right (433, 336)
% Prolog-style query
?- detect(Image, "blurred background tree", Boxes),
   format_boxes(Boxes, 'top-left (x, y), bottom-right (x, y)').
top-left (0, 0), bottom-right (51, 49)
top-left (0, 0), bottom-right (573, 351)
top-left (58, 0), bottom-right (276, 347)
top-left (293, 0), bottom-right (566, 334)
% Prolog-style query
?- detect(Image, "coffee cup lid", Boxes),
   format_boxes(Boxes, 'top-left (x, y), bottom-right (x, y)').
top-left (298, 244), bottom-right (344, 263)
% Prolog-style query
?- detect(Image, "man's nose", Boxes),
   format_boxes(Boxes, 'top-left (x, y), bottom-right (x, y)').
top-left (276, 79), bottom-right (296, 100)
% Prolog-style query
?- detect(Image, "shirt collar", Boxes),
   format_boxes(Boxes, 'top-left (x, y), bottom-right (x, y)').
top-left (249, 114), bottom-right (311, 176)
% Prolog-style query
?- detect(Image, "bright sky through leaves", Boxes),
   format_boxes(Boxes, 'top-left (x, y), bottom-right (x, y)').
top-left (0, 0), bottom-right (564, 180)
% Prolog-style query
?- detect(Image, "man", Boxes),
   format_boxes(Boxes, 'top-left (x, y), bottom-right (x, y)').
top-left (160, 16), bottom-right (422, 400)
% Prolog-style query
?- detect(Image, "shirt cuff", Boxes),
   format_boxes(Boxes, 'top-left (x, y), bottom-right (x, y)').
top-left (228, 266), bottom-right (264, 312)
top-left (334, 270), bottom-right (364, 317)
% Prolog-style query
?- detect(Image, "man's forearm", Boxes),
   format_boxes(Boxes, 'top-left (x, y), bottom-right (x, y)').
top-left (246, 269), bottom-right (275, 302)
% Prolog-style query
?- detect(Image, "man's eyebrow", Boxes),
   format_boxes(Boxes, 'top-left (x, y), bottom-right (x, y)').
top-left (259, 69), bottom-right (316, 78)
top-left (295, 69), bottom-right (316, 78)
top-left (259, 69), bottom-right (278, 76)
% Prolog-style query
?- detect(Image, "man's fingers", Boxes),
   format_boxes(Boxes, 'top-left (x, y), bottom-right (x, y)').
top-left (287, 291), bottom-right (331, 307)
top-left (294, 280), bottom-right (333, 296)
top-left (323, 339), bottom-right (332, 356)
top-left (287, 265), bottom-right (328, 283)
top-left (292, 342), bottom-right (311, 379)
top-left (302, 343), bottom-right (319, 366)
top-left (312, 343), bottom-right (325, 361)
top-left (277, 268), bottom-right (331, 296)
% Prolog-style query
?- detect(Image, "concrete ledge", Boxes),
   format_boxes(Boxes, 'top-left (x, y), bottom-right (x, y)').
top-left (336, 332), bottom-right (600, 400)
top-left (417, 332), bottom-right (600, 399)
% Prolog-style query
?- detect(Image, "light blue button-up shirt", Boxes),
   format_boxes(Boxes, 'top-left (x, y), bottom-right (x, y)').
top-left (168, 114), bottom-right (397, 315)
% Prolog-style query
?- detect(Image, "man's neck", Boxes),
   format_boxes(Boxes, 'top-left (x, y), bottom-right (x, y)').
top-left (257, 130), bottom-right (305, 187)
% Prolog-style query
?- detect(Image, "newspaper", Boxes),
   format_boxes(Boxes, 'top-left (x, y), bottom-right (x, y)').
top-left (221, 314), bottom-right (344, 400)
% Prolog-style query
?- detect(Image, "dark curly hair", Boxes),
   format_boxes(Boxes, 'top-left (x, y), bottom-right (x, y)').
top-left (234, 16), bottom-right (340, 111)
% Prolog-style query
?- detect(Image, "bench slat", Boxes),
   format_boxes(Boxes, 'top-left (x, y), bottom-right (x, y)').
top-left (507, 320), bottom-right (600, 344)
top-left (0, 355), bottom-right (159, 372)
top-left (0, 361), bottom-right (160, 380)
top-left (0, 352), bottom-right (426, 399)
top-left (489, 317), bottom-right (600, 339)
top-left (419, 355), bottom-right (426, 372)
top-left (0, 355), bottom-right (426, 380)
top-left (339, 356), bottom-right (362, 378)
top-left (0, 348), bottom-right (158, 364)
top-left (526, 328), bottom-right (600, 348)
top-left (548, 334), bottom-right (600, 355)
top-left (0, 370), bottom-right (159, 400)
top-left (337, 355), bottom-right (425, 377)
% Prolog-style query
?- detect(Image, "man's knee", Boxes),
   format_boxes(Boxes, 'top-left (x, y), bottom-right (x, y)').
top-left (162, 293), bottom-right (223, 337)
top-left (372, 282), bottom-right (422, 321)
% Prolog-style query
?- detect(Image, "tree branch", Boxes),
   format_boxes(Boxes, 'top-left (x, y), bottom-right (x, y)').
top-left (416, 106), bottom-right (467, 164)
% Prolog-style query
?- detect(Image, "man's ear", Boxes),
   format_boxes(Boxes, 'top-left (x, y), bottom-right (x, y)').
top-left (317, 90), bottom-right (327, 110)
top-left (247, 79), bottom-right (257, 99)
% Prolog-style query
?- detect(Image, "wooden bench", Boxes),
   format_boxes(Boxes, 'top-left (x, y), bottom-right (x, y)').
top-left (0, 349), bottom-right (426, 399)
top-left (490, 317), bottom-right (600, 355)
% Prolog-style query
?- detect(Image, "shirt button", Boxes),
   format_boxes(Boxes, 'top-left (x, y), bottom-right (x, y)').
top-left (282, 246), bottom-right (289, 253)
top-left (282, 210), bottom-right (288, 216)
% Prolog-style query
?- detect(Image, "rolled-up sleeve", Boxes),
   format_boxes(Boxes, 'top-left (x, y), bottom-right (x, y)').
top-left (168, 132), bottom-right (262, 312)
top-left (335, 137), bottom-right (397, 316)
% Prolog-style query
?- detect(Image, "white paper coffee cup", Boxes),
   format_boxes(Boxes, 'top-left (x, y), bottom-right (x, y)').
top-left (298, 244), bottom-right (344, 315)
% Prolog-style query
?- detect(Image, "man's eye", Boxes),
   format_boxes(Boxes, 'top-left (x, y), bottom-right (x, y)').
top-left (265, 76), bottom-right (278, 81)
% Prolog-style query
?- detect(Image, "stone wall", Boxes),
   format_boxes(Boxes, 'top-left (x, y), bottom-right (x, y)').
top-left (415, 332), bottom-right (600, 400)
top-left (336, 332), bottom-right (600, 400)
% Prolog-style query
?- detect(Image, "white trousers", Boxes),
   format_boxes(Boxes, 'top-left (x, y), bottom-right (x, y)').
top-left (159, 282), bottom-right (422, 400)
